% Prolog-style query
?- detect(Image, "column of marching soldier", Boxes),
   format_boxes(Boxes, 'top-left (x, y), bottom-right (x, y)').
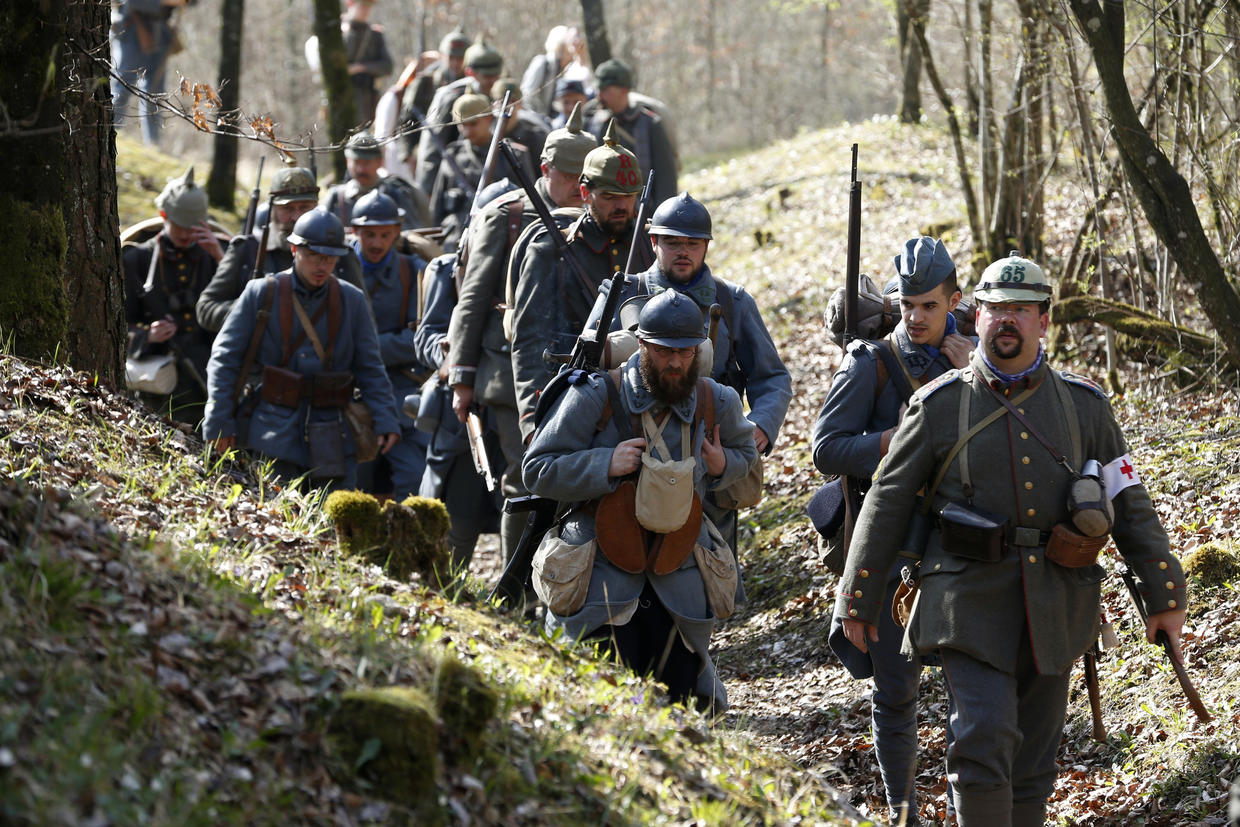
top-left (121, 22), bottom-right (1188, 827)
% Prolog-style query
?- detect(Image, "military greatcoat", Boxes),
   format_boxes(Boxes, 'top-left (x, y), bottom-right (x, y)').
top-left (510, 212), bottom-right (655, 440)
top-left (836, 350), bottom-right (1185, 676)
top-left (522, 354), bottom-right (757, 709)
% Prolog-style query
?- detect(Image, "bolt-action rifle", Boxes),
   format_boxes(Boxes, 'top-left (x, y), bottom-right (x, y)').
top-left (242, 156), bottom-right (266, 236)
top-left (1119, 562), bottom-right (1211, 723)
top-left (488, 166), bottom-right (655, 610)
top-left (839, 144), bottom-right (867, 553)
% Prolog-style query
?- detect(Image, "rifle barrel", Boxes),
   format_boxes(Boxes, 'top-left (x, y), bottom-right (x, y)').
top-left (844, 143), bottom-right (861, 345)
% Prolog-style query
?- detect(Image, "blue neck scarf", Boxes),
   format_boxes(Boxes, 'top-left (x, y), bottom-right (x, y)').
top-left (982, 344), bottom-right (1044, 385)
top-left (355, 240), bottom-right (392, 278)
top-left (921, 312), bottom-right (957, 361)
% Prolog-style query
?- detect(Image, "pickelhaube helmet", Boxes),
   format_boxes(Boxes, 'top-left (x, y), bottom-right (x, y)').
top-left (452, 91), bottom-right (492, 122)
top-left (489, 77), bottom-right (522, 104)
top-left (464, 38), bottom-right (502, 74)
top-left (894, 236), bottom-right (956, 296)
top-left (541, 101), bottom-right (598, 175)
top-left (974, 250), bottom-right (1054, 304)
top-left (287, 209), bottom-right (349, 256)
top-left (155, 166), bottom-right (209, 227)
top-left (269, 166), bottom-right (319, 205)
top-left (648, 192), bottom-right (712, 240)
top-left (440, 29), bottom-right (469, 58)
top-left (349, 190), bottom-right (404, 226)
top-left (344, 130), bottom-right (383, 160)
top-left (636, 289), bottom-right (705, 348)
top-left (580, 120), bottom-right (642, 194)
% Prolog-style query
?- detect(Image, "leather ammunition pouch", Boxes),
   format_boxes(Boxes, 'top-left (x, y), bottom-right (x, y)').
top-left (1045, 522), bottom-right (1108, 568)
top-left (939, 501), bottom-right (1008, 562)
top-left (260, 367), bottom-right (354, 408)
top-left (594, 481), bottom-right (703, 575)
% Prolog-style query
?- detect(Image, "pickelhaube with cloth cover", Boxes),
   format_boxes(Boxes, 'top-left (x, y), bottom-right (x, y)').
top-left (349, 190), bottom-right (404, 226)
top-left (287, 209), bottom-right (349, 256)
top-left (452, 92), bottom-right (492, 122)
top-left (440, 30), bottom-right (469, 58)
top-left (636, 289), bottom-right (705, 349)
top-left (974, 251), bottom-right (1054, 304)
top-left (155, 166), bottom-right (209, 227)
top-left (541, 101), bottom-right (597, 175)
top-left (464, 38), bottom-right (502, 74)
top-left (580, 120), bottom-right (642, 194)
top-left (269, 167), bottom-right (320, 205)
top-left (648, 192), bottom-right (712, 240)
top-left (894, 236), bottom-right (955, 295)
top-left (344, 130), bottom-right (383, 160)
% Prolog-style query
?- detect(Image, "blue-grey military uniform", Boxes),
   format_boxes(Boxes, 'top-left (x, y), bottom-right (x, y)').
top-left (413, 76), bottom-right (481, 197)
top-left (812, 319), bottom-right (963, 818)
top-left (411, 254), bottom-right (501, 567)
top-left (353, 244), bottom-right (432, 499)
top-left (110, 0), bottom-right (175, 145)
top-left (195, 233), bottom-right (364, 333)
top-left (598, 263), bottom-right (792, 548)
top-left (202, 270), bottom-right (399, 489)
top-left (510, 212), bottom-right (655, 440)
top-left (835, 349), bottom-right (1185, 825)
top-left (522, 355), bottom-right (757, 710)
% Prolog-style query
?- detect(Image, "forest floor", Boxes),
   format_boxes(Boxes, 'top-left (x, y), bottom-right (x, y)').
top-left (1, 123), bottom-right (1236, 826)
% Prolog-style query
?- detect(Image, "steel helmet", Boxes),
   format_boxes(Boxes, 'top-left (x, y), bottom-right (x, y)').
top-left (974, 251), bottom-right (1053, 304)
top-left (648, 192), bottom-right (712, 240)
top-left (350, 190), bottom-right (404, 226)
top-left (636, 289), bottom-right (705, 348)
top-left (287, 209), bottom-right (349, 256)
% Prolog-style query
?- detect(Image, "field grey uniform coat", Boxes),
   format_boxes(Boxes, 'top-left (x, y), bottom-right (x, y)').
top-left (836, 351), bottom-right (1184, 674)
top-left (510, 211), bottom-right (654, 440)
top-left (522, 355), bottom-right (757, 709)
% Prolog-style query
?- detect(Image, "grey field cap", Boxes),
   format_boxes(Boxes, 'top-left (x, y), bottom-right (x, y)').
top-left (541, 102), bottom-right (598, 175)
top-left (344, 130), bottom-right (383, 160)
top-left (155, 166), bottom-right (209, 227)
top-left (894, 236), bottom-right (955, 296)
top-left (636, 289), bottom-right (705, 349)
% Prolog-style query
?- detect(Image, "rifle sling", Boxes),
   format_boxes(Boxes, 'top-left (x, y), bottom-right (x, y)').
top-left (232, 276), bottom-right (277, 404)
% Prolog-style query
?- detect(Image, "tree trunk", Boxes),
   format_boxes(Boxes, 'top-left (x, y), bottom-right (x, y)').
top-left (1068, 0), bottom-right (1240, 369)
top-left (313, 0), bottom-right (354, 183)
top-left (579, 0), bottom-right (611, 67)
top-left (1053, 296), bottom-right (1215, 362)
top-left (898, 0), bottom-right (926, 124)
top-left (207, 0), bottom-right (244, 212)
top-left (0, 0), bottom-right (124, 380)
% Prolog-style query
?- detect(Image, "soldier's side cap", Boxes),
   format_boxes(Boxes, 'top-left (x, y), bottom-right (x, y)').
top-left (581, 120), bottom-right (642, 194)
top-left (453, 91), bottom-right (492, 122)
top-left (490, 77), bottom-right (522, 103)
top-left (344, 130), bottom-right (383, 160)
top-left (541, 102), bottom-right (598, 175)
top-left (269, 166), bottom-right (320, 205)
top-left (595, 58), bottom-right (633, 89)
top-left (287, 208), bottom-right (349, 256)
top-left (894, 236), bottom-right (956, 296)
top-left (155, 166), bottom-right (209, 227)
top-left (440, 29), bottom-right (468, 57)
top-left (350, 190), bottom-right (404, 226)
top-left (974, 250), bottom-right (1054, 304)
top-left (464, 39), bottom-right (503, 73)
top-left (636, 289), bottom-right (705, 348)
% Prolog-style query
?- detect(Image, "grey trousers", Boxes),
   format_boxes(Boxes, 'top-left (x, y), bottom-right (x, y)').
top-left (940, 639), bottom-right (1071, 827)
top-left (493, 403), bottom-right (528, 565)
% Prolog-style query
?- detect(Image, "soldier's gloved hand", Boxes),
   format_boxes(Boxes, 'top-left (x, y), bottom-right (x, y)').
top-left (1147, 607), bottom-right (1188, 664)
top-left (702, 425), bottom-right (726, 477)
top-left (842, 618), bottom-right (879, 653)
top-left (378, 432), bottom-right (401, 454)
top-left (941, 332), bottom-right (975, 369)
top-left (451, 384), bottom-right (473, 423)
top-left (608, 437), bottom-right (646, 478)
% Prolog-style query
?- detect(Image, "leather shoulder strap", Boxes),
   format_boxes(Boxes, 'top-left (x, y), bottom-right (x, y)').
top-left (712, 276), bottom-right (738, 367)
top-left (695, 377), bottom-right (714, 437)
top-left (233, 276), bottom-right (276, 403)
top-left (506, 199), bottom-right (525, 252)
